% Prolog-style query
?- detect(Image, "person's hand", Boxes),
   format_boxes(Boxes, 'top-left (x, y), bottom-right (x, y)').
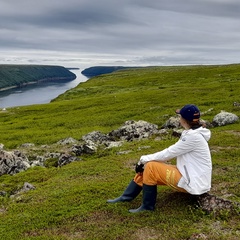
top-left (135, 163), bottom-right (144, 173)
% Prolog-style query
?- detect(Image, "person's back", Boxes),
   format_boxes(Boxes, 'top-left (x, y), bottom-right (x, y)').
top-left (176, 127), bottom-right (212, 195)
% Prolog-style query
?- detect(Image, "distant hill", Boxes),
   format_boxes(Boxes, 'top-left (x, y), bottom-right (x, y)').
top-left (81, 66), bottom-right (135, 78)
top-left (0, 65), bottom-right (76, 91)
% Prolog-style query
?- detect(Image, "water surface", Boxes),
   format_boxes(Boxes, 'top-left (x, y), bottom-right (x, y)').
top-left (0, 70), bottom-right (88, 108)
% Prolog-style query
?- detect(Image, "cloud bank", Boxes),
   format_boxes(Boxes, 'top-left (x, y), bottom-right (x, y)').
top-left (0, 0), bottom-right (240, 68)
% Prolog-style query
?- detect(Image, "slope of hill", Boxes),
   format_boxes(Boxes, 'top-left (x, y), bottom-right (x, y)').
top-left (0, 65), bottom-right (76, 90)
top-left (0, 64), bottom-right (239, 240)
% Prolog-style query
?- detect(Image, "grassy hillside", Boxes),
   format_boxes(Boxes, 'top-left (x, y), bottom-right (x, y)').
top-left (0, 64), bottom-right (239, 239)
top-left (0, 65), bottom-right (76, 90)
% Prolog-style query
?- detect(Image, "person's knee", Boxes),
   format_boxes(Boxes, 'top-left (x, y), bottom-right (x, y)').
top-left (143, 162), bottom-right (158, 185)
top-left (145, 161), bottom-right (160, 171)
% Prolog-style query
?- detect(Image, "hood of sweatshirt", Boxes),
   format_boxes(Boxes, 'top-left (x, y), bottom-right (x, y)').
top-left (192, 126), bottom-right (211, 141)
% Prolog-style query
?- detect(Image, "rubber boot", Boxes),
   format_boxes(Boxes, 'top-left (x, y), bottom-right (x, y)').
top-left (129, 184), bottom-right (157, 213)
top-left (107, 180), bottom-right (142, 203)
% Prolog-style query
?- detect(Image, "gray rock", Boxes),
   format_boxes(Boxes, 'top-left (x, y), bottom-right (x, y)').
top-left (0, 150), bottom-right (30, 176)
top-left (108, 120), bottom-right (159, 141)
top-left (45, 152), bottom-right (61, 158)
top-left (162, 116), bottom-right (212, 129)
top-left (10, 182), bottom-right (36, 199)
top-left (233, 101), bottom-right (240, 107)
top-left (21, 182), bottom-right (36, 192)
top-left (82, 131), bottom-right (109, 144)
top-left (57, 137), bottom-right (78, 145)
top-left (30, 156), bottom-right (46, 167)
top-left (58, 153), bottom-right (81, 167)
top-left (197, 193), bottom-right (240, 215)
top-left (0, 191), bottom-right (7, 196)
top-left (213, 111), bottom-right (239, 126)
top-left (72, 140), bottom-right (97, 156)
top-left (105, 141), bottom-right (124, 149)
top-left (162, 116), bottom-right (181, 129)
top-left (20, 143), bottom-right (35, 148)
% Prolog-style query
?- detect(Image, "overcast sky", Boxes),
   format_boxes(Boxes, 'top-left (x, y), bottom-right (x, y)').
top-left (0, 0), bottom-right (240, 69)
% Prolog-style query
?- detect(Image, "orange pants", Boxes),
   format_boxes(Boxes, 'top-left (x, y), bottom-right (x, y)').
top-left (134, 161), bottom-right (187, 192)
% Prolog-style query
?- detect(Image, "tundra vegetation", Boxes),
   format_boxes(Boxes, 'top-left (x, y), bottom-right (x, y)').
top-left (0, 64), bottom-right (239, 240)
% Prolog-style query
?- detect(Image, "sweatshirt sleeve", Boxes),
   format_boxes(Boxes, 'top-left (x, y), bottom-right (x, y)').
top-left (139, 132), bottom-right (196, 164)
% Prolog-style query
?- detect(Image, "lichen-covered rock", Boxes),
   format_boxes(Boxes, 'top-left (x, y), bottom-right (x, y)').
top-left (58, 153), bottom-right (81, 167)
top-left (196, 193), bottom-right (240, 215)
top-left (162, 116), bottom-right (181, 129)
top-left (212, 111), bottom-right (239, 126)
top-left (82, 131), bottom-right (109, 144)
top-left (108, 120), bottom-right (159, 141)
top-left (0, 150), bottom-right (30, 176)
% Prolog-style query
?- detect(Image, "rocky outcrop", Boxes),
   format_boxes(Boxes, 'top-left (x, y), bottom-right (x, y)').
top-left (0, 120), bottom-right (165, 175)
top-left (197, 193), bottom-right (240, 215)
top-left (71, 120), bottom-right (162, 156)
top-left (0, 109), bottom-right (239, 176)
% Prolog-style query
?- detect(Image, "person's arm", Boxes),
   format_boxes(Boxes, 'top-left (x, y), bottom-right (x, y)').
top-left (138, 134), bottom-right (196, 165)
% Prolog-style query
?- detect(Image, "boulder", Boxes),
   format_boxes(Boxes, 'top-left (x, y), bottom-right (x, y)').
top-left (212, 111), bottom-right (239, 126)
top-left (162, 115), bottom-right (212, 129)
top-left (58, 153), bottom-right (81, 167)
top-left (30, 156), bottom-right (46, 167)
top-left (0, 150), bottom-right (30, 176)
top-left (72, 141), bottom-right (98, 156)
top-left (162, 116), bottom-right (181, 129)
top-left (197, 193), bottom-right (240, 215)
top-left (108, 120), bottom-right (159, 141)
top-left (82, 131), bottom-right (110, 144)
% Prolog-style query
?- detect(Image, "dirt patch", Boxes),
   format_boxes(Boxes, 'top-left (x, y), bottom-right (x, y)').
top-left (132, 227), bottom-right (162, 240)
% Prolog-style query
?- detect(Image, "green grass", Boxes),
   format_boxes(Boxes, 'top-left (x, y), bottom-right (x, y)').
top-left (0, 64), bottom-right (240, 239)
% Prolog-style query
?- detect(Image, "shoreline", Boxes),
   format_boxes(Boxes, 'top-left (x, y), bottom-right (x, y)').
top-left (0, 77), bottom-right (75, 92)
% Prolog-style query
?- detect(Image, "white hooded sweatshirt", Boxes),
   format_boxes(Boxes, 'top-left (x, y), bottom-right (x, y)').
top-left (139, 127), bottom-right (212, 195)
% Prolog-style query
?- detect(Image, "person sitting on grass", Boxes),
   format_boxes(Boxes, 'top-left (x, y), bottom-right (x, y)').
top-left (107, 104), bottom-right (212, 213)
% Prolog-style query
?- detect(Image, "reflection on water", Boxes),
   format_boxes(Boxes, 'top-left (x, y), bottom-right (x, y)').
top-left (0, 70), bottom-right (88, 108)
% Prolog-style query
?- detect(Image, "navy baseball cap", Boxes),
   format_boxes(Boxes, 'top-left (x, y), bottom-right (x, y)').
top-left (176, 104), bottom-right (200, 122)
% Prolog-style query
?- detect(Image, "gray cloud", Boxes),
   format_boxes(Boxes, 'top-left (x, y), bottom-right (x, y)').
top-left (0, 0), bottom-right (240, 68)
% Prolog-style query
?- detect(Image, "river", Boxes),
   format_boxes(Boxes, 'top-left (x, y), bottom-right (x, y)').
top-left (0, 69), bottom-right (89, 108)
